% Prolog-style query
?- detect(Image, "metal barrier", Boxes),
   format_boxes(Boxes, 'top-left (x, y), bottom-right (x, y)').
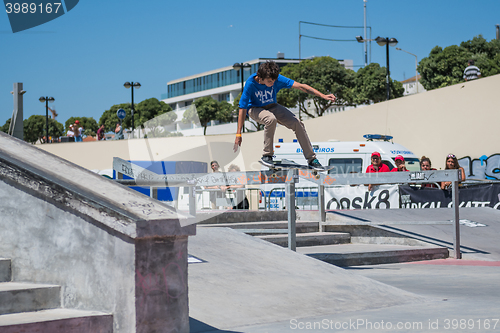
top-left (112, 157), bottom-right (462, 258)
top-left (266, 187), bottom-right (318, 211)
top-left (192, 187), bottom-right (264, 210)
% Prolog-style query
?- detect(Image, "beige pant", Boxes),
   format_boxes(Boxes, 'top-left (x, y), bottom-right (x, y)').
top-left (248, 104), bottom-right (316, 162)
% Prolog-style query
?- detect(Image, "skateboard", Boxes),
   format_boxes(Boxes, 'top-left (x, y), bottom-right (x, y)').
top-left (259, 159), bottom-right (333, 179)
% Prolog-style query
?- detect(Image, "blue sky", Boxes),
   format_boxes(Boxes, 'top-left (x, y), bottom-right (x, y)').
top-left (1, 0), bottom-right (499, 127)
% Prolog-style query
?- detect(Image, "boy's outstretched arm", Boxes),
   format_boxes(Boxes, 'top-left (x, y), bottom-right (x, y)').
top-left (233, 108), bottom-right (247, 152)
top-left (292, 82), bottom-right (336, 102)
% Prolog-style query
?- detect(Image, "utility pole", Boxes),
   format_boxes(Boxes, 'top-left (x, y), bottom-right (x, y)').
top-left (364, 0), bottom-right (368, 66)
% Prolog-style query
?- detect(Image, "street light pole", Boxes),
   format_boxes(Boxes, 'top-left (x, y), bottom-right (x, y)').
top-left (232, 62), bottom-right (251, 132)
top-left (396, 47), bottom-right (418, 93)
top-left (385, 40), bottom-right (390, 101)
top-left (124, 81), bottom-right (141, 138)
top-left (233, 63), bottom-right (251, 94)
top-left (39, 96), bottom-right (54, 143)
top-left (375, 36), bottom-right (398, 101)
top-left (363, 0), bottom-right (368, 66)
top-left (355, 36), bottom-right (398, 100)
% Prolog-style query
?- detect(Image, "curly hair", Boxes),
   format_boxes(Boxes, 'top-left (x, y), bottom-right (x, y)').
top-left (257, 60), bottom-right (280, 80)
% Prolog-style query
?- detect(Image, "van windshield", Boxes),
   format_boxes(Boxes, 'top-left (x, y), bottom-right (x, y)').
top-left (399, 157), bottom-right (420, 171)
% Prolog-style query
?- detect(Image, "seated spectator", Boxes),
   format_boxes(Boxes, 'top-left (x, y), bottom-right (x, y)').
top-left (420, 156), bottom-right (438, 188)
top-left (441, 154), bottom-right (466, 190)
top-left (391, 155), bottom-right (409, 172)
top-left (114, 122), bottom-right (124, 140)
top-left (366, 151), bottom-right (390, 191)
top-left (207, 161), bottom-right (224, 209)
top-left (224, 164), bottom-right (249, 210)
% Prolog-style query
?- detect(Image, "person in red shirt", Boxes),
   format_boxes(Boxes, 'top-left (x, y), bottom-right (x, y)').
top-left (366, 151), bottom-right (390, 191)
top-left (391, 155), bottom-right (409, 172)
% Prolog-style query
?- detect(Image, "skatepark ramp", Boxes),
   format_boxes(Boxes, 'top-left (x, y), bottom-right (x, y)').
top-left (0, 132), bottom-right (195, 333)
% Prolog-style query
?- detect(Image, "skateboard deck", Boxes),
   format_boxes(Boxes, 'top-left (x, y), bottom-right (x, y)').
top-left (259, 159), bottom-right (333, 178)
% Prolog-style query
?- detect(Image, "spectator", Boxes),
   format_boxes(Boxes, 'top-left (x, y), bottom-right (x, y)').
top-left (66, 124), bottom-right (75, 138)
top-left (224, 164), bottom-right (249, 210)
top-left (210, 160), bottom-right (221, 173)
top-left (74, 120), bottom-right (83, 142)
top-left (365, 151), bottom-right (390, 191)
top-left (463, 60), bottom-right (481, 81)
top-left (391, 155), bottom-right (408, 172)
top-left (114, 122), bottom-right (124, 140)
top-left (441, 154), bottom-right (466, 190)
top-left (97, 124), bottom-right (105, 141)
top-left (207, 160), bottom-right (224, 209)
top-left (420, 156), bottom-right (438, 188)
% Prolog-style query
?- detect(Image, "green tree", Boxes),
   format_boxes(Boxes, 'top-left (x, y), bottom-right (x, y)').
top-left (65, 117), bottom-right (98, 136)
top-left (418, 36), bottom-right (500, 90)
top-left (142, 110), bottom-right (178, 138)
top-left (352, 63), bottom-right (386, 104)
top-left (461, 35), bottom-right (500, 78)
top-left (99, 103), bottom-right (131, 133)
top-left (135, 97), bottom-right (174, 128)
top-left (23, 115), bottom-right (64, 144)
top-left (277, 56), bottom-right (355, 119)
top-left (183, 97), bottom-right (234, 135)
top-left (99, 98), bottom-right (174, 135)
top-left (136, 98), bottom-right (178, 138)
top-left (0, 118), bottom-right (11, 133)
top-left (216, 101), bottom-right (234, 124)
top-left (418, 45), bottom-right (472, 90)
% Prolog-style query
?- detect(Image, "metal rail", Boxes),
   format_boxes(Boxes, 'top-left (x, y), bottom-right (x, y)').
top-left (113, 158), bottom-right (462, 258)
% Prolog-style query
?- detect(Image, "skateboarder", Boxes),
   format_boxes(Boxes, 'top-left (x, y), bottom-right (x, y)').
top-left (233, 60), bottom-right (336, 170)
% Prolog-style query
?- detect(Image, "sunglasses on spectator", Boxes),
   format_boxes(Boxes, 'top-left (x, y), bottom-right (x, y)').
top-left (447, 154), bottom-right (456, 158)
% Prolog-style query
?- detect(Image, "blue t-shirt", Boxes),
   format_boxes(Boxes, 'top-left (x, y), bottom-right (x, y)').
top-left (238, 73), bottom-right (294, 109)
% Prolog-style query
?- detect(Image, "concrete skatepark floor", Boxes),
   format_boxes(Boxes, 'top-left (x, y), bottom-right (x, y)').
top-left (188, 212), bottom-right (500, 332)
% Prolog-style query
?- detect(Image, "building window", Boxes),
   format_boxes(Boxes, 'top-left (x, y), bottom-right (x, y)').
top-left (218, 93), bottom-right (230, 102)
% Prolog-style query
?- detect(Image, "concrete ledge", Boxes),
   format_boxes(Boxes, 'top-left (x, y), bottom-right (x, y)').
top-left (198, 221), bottom-right (319, 234)
top-left (303, 245), bottom-right (449, 267)
top-left (0, 309), bottom-right (113, 333)
top-left (0, 259), bottom-right (11, 282)
top-left (0, 132), bottom-right (195, 239)
top-left (196, 210), bottom-right (288, 224)
top-left (0, 282), bottom-right (61, 315)
top-left (258, 232), bottom-right (351, 247)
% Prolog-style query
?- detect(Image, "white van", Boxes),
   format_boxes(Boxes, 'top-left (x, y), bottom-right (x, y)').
top-left (261, 135), bottom-right (420, 209)
top-left (271, 135), bottom-right (420, 173)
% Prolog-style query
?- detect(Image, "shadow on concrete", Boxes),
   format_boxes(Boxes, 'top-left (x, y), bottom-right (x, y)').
top-left (189, 317), bottom-right (242, 333)
top-left (382, 225), bottom-right (490, 254)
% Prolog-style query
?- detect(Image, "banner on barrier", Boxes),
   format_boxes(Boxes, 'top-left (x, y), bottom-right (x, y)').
top-left (325, 185), bottom-right (400, 210)
top-left (399, 184), bottom-right (500, 210)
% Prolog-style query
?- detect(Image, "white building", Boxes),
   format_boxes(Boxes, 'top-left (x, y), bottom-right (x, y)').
top-left (400, 75), bottom-right (426, 96)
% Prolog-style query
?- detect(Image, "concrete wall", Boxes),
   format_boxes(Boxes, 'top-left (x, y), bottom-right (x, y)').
top-left (0, 132), bottom-right (195, 332)
top-left (0, 179), bottom-right (136, 330)
top-left (36, 74), bottom-right (500, 172)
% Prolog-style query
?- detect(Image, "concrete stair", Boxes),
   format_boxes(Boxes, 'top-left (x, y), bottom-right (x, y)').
top-left (0, 258), bottom-right (113, 333)
top-left (197, 212), bottom-right (449, 266)
top-left (199, 220), bottom-right (319, 235)
top-left (199, 220), bottom-right (350, 247)
top-left (258, 231), bottom-right (351, 247)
